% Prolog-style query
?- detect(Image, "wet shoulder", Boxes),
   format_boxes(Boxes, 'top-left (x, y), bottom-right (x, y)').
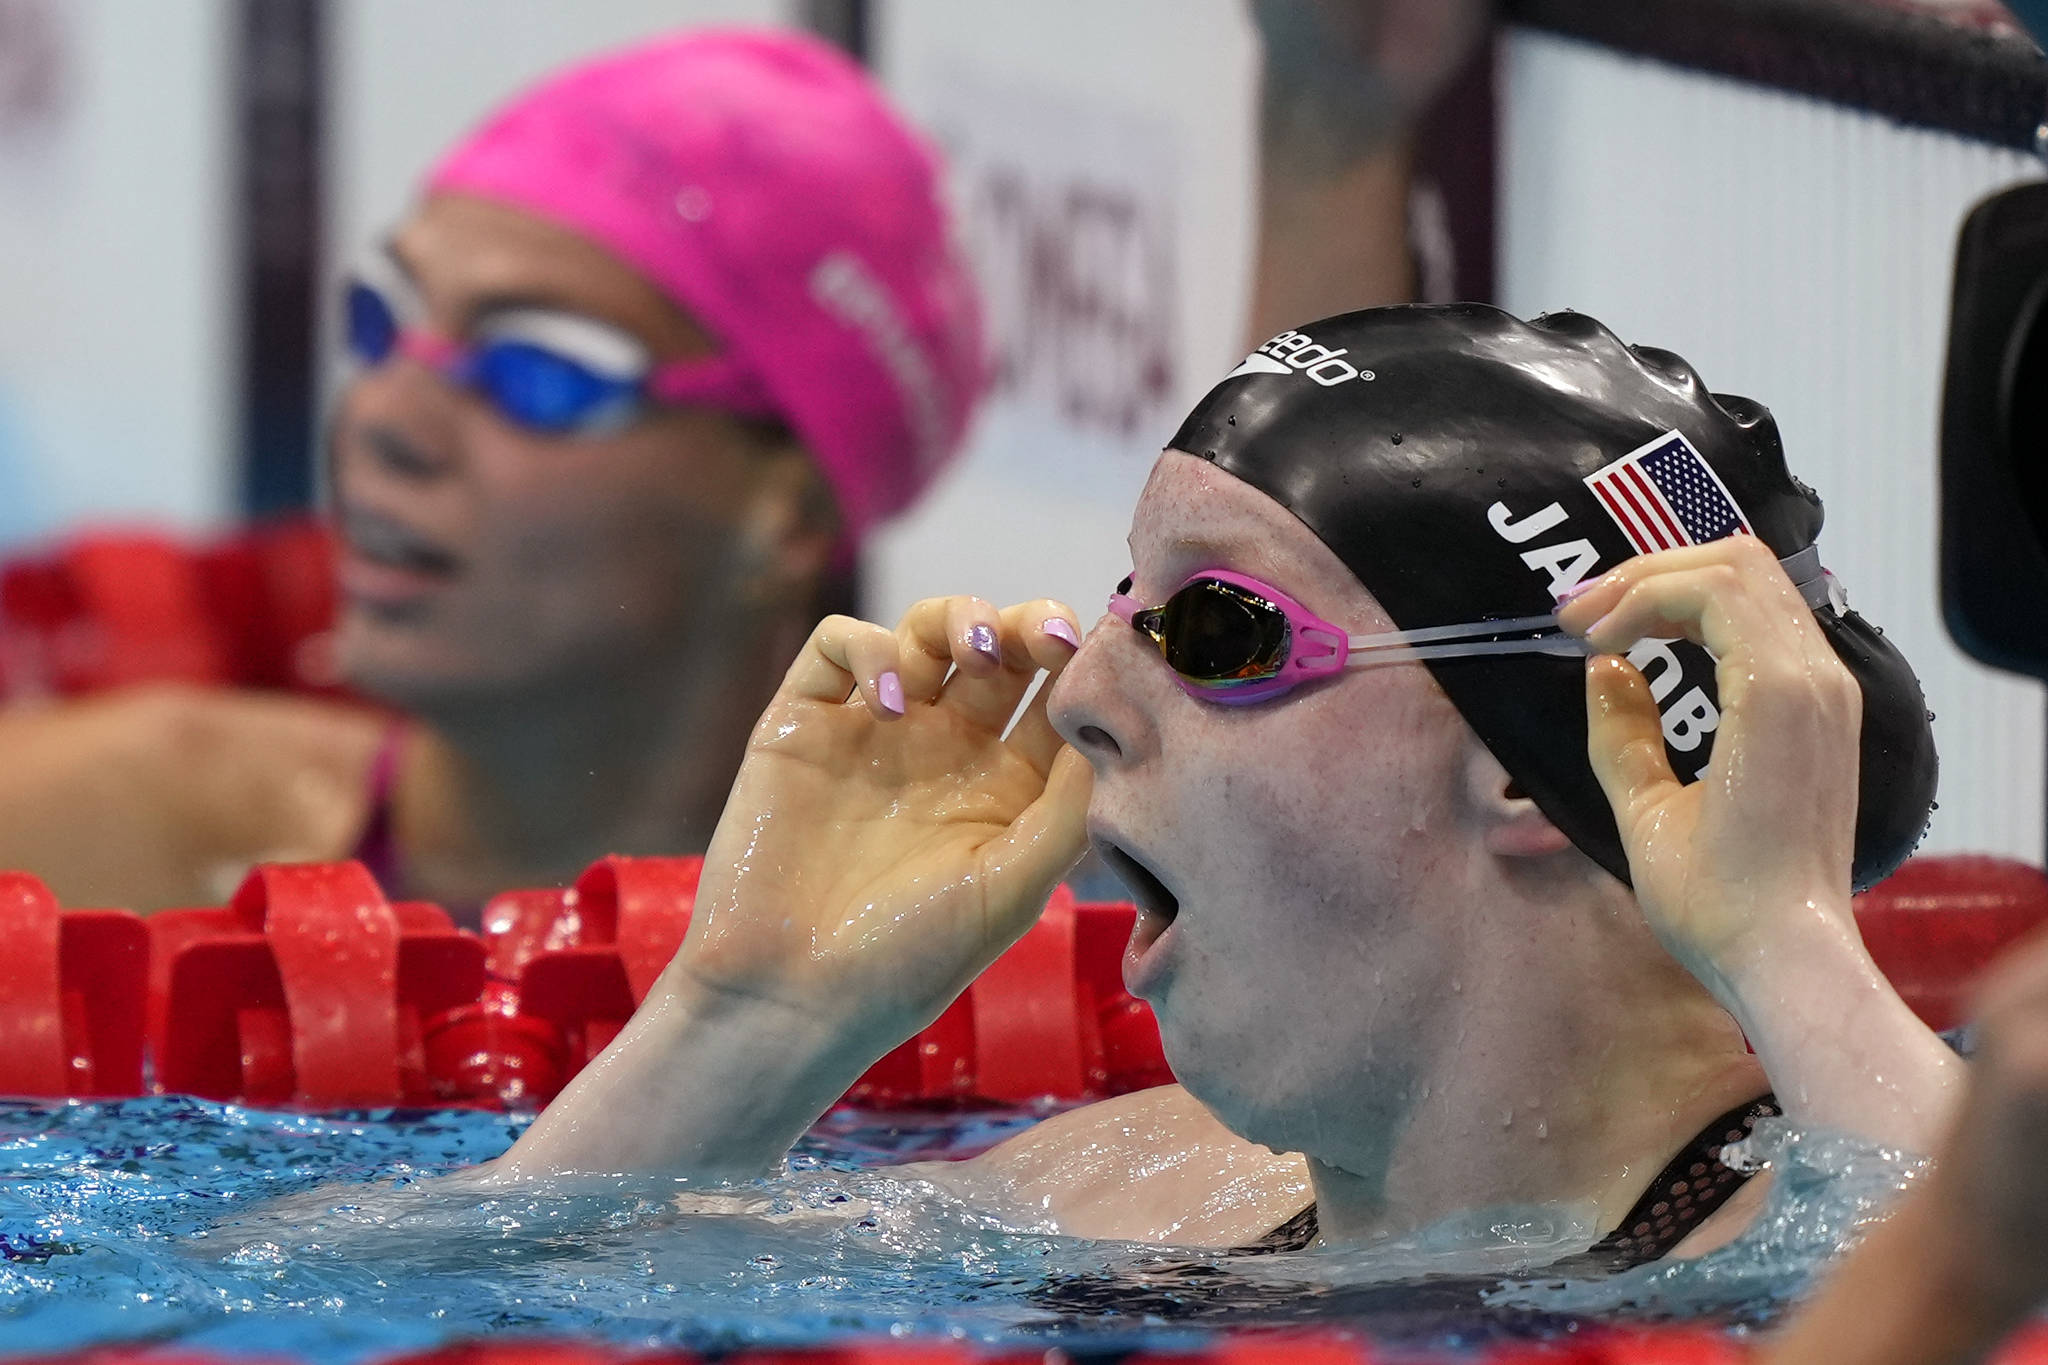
top-left (945, 1083), bottom-right (1312, 1247)
top-left (104, 686), bottom-right (384, 874)
top-left (0, 686), bottom-right (389, 909)
top-left (139, 685), bottom-right (388, 866)
top-left (101, 682), bottom-right (380, 786)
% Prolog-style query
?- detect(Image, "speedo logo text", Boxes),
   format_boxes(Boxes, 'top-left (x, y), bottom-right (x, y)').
top-left (1227, 330), bottom-right (1376, 386)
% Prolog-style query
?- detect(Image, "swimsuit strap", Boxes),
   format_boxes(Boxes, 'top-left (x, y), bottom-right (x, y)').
top-left (1241, 1092), bottom-right (1780, 1263)
top-left (346, 722), bottom-right (489, 929)
top-left (349, 720), bottom-right (409, 896)
top-left (1576, 1092), bottom-right (1780, 1268)
top-left (1244, 1202), bottom-right (1320, 1254)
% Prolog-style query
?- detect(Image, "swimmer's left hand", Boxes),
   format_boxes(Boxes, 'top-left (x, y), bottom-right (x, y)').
top-left (1555, 535), bottom-right (1961, 1147)
top-left (1552, 533), bottom-right (1861, 977)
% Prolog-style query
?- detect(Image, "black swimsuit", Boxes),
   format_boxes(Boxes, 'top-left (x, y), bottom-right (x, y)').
top-left (1026, 1095), bottom-right (1781, 1333)
top-left (1247, 1094), bottom-right (1781, 1265)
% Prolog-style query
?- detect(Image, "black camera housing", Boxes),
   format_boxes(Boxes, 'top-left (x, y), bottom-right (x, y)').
top-left (1941, 179), bottom-right (2048, 681)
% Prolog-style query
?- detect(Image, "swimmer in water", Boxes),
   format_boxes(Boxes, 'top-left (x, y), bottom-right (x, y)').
top-left (0, 29), bottom-right (982, 916)
top-left (483, 305), bottom-right (1962, 1266)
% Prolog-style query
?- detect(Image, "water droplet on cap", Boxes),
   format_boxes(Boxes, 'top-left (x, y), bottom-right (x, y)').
top-left (674, 185), bottom-right (712, 221)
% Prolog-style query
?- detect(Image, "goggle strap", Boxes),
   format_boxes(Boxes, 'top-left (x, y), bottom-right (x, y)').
top-left (1345, 611), bottom-right (1566, 651)
top-left (1778, 544), bottom-right (1845, 613)
top-left (647, 354), bottom-right (782, 420)
top-left (1340, 543), bottom-right (1837, 658)
top-left (1346, 635), bottom-right (1590, 667)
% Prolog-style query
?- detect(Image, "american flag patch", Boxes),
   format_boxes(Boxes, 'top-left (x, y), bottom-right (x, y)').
top-left (1584, 430), bottom-right (1751, 554)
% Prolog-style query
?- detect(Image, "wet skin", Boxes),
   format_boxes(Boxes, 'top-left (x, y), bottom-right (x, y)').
top-left (490, 449), bottom-right (1774, 1249)
top-left (329, 193), bottom-right (824, 710)
top-left (492, 446), bottom-right (1958, 1256)
top-left (1046, 451), bottom-right (1763, 1226)
top-left (1049, 450), bottom-right (1474, 1157)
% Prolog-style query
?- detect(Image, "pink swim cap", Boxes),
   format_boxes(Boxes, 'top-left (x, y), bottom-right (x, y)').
top-left (427, 28), bottom-right (984, 545)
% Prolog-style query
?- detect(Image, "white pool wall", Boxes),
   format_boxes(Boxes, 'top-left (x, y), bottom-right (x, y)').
top-left (0, 1), bottom-right (237, 547)
top-left (863, 0), bottom-right (1261, 627)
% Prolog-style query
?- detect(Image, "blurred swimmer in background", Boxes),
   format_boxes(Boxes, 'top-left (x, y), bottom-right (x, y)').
top-left (0, 29), bottom-right (984, 915)
top-left (0, 1), bottom-right (1493, 917)
top-left (1244, 0), bottom-right (1492, 339)
top-left (480, 306), bottom-right (1962, 1270)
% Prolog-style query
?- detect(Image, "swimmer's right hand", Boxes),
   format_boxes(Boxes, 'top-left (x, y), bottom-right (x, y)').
top-left (672, 596), bottom-right (1092, 1053)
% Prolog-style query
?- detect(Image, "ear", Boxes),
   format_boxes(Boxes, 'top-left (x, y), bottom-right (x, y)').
top-left (734, 444), bottom-right (839, 603)
top-left (1462, 744), bottom-right (1575, 860)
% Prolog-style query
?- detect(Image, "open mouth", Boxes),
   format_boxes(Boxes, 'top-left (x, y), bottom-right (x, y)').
top-left (339, 507), bottom-right (460, 577)
top-left (1098, 838), bottom-right (1180, 997)
top-left (1098, 840), bottom-right (1180, 929)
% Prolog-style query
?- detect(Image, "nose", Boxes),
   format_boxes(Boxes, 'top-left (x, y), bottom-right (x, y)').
top-left (332, 365), bottom-right (463, 485)
top-left (1049, 613), bottom-right (1159, 770)
top-left (359, 421), bottom-right (453, 480)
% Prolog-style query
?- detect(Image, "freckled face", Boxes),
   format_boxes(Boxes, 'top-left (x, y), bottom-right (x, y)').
top-left (1049, 451), bottom-right (1479, 1157)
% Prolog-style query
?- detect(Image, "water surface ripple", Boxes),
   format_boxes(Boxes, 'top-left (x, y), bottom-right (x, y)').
top-left (0, 1099), bottom-right (1914, 1361)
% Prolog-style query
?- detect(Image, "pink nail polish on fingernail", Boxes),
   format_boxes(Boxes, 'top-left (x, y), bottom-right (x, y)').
top-left (1042, 618), bottom-right (1080, 649)
top-left (966, 623), bottom-right (1000, 663)
top-left (877, 671), bottom-right (905, 715)
top-left (1555, 579), bottom-right (1601, 604)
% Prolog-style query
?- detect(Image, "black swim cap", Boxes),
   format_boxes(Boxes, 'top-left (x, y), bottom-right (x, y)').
top-left (1169, 304), bottom-right (1935, 892)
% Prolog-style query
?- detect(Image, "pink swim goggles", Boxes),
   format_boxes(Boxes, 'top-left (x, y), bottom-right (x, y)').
top-left (1109, 569), bottom-right (1588, 704)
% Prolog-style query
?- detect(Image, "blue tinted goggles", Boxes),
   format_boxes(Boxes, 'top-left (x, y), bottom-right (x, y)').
top-left (342, 253), bottom-right (776, 435)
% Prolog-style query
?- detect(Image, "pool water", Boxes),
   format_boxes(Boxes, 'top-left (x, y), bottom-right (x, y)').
top-left (0, 1098), bottom-right (1923, 1363)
